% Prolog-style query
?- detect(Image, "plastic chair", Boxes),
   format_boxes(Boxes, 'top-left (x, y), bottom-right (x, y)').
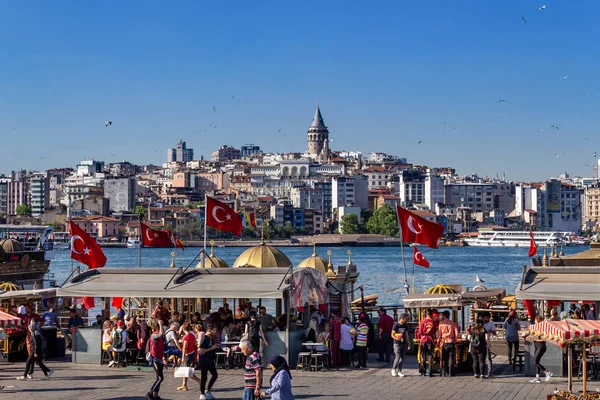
top-left (311, 353), bottom-right (325, 371)
top-left (215, 352), bottom-right (228, 369)
top-left (296, 352), bottom-right (312, 371)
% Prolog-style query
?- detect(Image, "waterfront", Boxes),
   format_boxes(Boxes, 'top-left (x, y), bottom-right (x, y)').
top-left (48, 245), bottom-right (588, 302)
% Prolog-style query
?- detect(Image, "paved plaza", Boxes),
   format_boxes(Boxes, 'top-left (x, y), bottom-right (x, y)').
top-left (0, 354), bottom-right (593, 400)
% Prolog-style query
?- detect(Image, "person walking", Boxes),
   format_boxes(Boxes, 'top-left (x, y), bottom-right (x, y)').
top-left (339, 318), bottom-right (355, 367)
top-left (437, 310), bottom-right (459, 377)
top-left (530, 316), bottom-right (553, 383)
top-left (17, 321), bottom-right (53, 381)
top-left (391, 312), bottom-right (411, 377)
top-left (178, 323), bottom-right (201, 391)
top-left (481, 312), bottom-right (496, 378)
top-left (261, 356), bottom-right (294, 400)
top-left (198, 324), bottom-right (221, 400)
top-left (377, 308), bottom-right (394, 363)
top-left (354, 314), bottom-right (369, 368)
top-left (503, 310), bottom-right (521, 368)
top-left (147, 319), bottom-right (165, 400)
top-left (418, 309), bottom-right (438, 377)
top-left (241, 339), bottom-right (263, 400)
top-left (468, 318), bottom-right (488, 379)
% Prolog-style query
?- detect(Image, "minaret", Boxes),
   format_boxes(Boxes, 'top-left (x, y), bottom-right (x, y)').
top-left (307, 102), bottom-right (329, 159)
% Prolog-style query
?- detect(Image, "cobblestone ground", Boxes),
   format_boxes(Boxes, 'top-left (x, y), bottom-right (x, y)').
top-left (0, 354), bottom-right (592, 400)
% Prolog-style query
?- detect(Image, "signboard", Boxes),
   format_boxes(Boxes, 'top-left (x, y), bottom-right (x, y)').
top-left (546, 181), bottom-right (561, 213)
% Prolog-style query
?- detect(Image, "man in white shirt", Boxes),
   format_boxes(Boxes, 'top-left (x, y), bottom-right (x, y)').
top-left (164, 322), bottom-right (182, 364)
top-left (482, 312), bottom-right (496, 378)
top-left (339, 318), bottom-right (355, 367)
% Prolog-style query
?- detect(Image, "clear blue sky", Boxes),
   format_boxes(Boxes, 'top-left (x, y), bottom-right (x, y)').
top-left (1, 1), bottom-right (599, 181)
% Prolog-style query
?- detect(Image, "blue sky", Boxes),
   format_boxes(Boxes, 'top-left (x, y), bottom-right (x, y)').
top-left (1, 1), bottom-right (599, 181)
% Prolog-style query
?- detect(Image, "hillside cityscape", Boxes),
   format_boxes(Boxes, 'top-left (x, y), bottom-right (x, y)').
top-left (0, 103), bottom-right (596, 241)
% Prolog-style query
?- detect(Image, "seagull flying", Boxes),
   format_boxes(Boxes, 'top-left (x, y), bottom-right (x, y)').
top-left (418, 141), bottom-right (423, 144)
top-left (595, 152), bottom-right (597, 158)
top-left (554, 153), bottom-right (559, 157)
top-left (213, 107), bottom-right (216, 112)
top-left (538, 5), bottom-right (547, 10)
top-left (584, 92), bottom-right (593, 97)
top-left (562, 76), bottom-right (568, 80)
top-left (105, 121), bottom-right (112, 127)
top-left (476, 275), bottom-right (485, 284)
top-left (499, 99), bottom-right (507, 103)
top-left (521, 16), bottom-right (527, 24)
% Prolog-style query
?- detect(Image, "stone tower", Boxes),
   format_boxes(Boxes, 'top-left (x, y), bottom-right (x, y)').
top-left (307, 102), bottom-right (329, 160)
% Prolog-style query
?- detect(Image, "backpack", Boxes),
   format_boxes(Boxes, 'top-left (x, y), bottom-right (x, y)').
top-left (113, 329), bottom-right (123, 349)
top-left (471, 332), bottom-right (482, 349)
top-left (248, 320), bottom-right (261, 340)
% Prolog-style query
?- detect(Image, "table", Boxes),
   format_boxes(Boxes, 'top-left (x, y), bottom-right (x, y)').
top-left (301, 343), bottom-right (327, 371)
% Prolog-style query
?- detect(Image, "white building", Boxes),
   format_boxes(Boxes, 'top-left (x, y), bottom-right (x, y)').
top-left (331, 175), bottom-right (369, 211)
top-left (425, 169), bottom-right (445, 211)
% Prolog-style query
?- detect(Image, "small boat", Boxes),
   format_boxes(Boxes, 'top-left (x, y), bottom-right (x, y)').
top-left (127, 237), bottom-right (141, 248)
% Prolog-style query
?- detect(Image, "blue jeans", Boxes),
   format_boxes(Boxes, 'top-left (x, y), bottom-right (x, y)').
top-left (242, 387), bottom-right (256, 400)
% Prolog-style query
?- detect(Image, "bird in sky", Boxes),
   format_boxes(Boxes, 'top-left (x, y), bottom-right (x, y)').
top-left (562, 76), bottom-right (568, 80)
top-left (521, 16), bottom-right (527, 24)
top-left (213, 107), bottom-right (216, 112)
top-left (231, 95), bottom-right (235, 99)
top-left (105, 121), bottom-right (112, 127)
top-left (476, 275), bottom-right (485, 284)
top-left (278, 128), bottom-right (282, 132)
top-left (538, 5), bottom-right (547, 10)
top-left (418, 141), bottom-right (423, 144)
top-left (595, 152), bottom-right (597, 158)
top-left (584, 92), bottom-right (593, 97)
top-left (551, 125), bottom-right (559, 130)
top-left (554, 154), bottom-right (559, 157)
top-left (499, 99), bottom-right (507, 103)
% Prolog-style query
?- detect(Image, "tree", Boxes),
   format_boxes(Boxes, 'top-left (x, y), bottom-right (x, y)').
top-left (366, 203), bottom-right (399, 237)
top-left (177, 222), bottom-right (202, 240)
top-left (133, 205), bottom-right (146, 221)
top-left (46, 222), bottom-right (64, 232)
top-left (16, 204), bottom-right (32, 216)
top-left (340, 213), bottom-right (360, 234)
top-left (283, 222), bottom-right (295, 238)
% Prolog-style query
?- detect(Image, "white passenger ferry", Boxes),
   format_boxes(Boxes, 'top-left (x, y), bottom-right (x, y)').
top-left (464, 230), bottom-right (572, 247)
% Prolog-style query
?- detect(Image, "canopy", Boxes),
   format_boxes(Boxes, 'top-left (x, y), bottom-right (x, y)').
top-left (529, 318), bottom-right (600, 345)
top-left (516, 266), bottom-right (600, 301)
top-left (0, 310), bottom-right (21, 327)
top-left (0, 288), bottom-right (56, 301)
top-left (57, 268), bottom-right (289, 299)
top-left (402, 293), bottom-right (464, 309)
top-left (462, 288), bottom-right (506, 302)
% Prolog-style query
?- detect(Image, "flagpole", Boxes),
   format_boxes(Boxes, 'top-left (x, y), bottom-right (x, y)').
top-left (68, 219), bottom-right (73, 274)
top-left (412, 259), bottom-right (416, 294)
top-left (138, 214), bottom-right (142, 268)
top-left (202, 194), bottom-right (208, 268)
top-left (395, 203), bottom-right (410, 295)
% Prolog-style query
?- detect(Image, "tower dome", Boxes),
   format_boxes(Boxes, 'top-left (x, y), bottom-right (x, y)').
top-left (196, 240), bottom-right (230, 269)
top-left (307, 102), bottom-right (329, 159)
top-left (232, 238), bottom-right (292, 268)
top-left (298, 243), bottom-right (328, 274)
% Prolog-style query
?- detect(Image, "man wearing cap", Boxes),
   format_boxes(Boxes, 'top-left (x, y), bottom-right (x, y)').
top-left (438, 310), bottom-right (460, 377)
top-left (391, 313), bottom-right (411, 377)
top-left (109, 320), bottom-right (128, 367)
top-left (418, 309), bottom-right (437, 377)
top-left (377, 308), bottom-right (394, 363)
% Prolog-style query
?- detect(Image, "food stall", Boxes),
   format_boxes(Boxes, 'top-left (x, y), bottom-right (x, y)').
top-left (403, 287), bottom-right (471, 373)
top-left (0, 310), bottom-right (26, 361)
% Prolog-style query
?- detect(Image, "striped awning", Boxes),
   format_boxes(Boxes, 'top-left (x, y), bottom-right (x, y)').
top-left (0, 310), bottom-right (22, 327)
top-left (529, 318), bottom-right (600, 345)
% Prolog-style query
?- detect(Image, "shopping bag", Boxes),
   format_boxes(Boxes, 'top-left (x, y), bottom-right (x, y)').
top-left (173, 366), bottom-right (194, 378)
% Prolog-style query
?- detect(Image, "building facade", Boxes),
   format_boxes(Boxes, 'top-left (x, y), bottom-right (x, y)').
top-left (168, 139), bottom-right (194, 163)
top-left (104, 177), bottom-right (137, 212)
top-left (29, 172), bottom-right (50, 216)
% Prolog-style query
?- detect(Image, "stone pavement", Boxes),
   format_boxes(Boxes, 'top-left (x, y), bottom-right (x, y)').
top-left (0, 354), bottom-right (594, 400)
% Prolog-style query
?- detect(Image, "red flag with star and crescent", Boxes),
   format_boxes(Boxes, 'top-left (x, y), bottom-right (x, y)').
top-left (69, 220), bottom-right (107, 269)
top-left (413, 246), bottom-right (430, 268)
top-left (528, 229), bottom-right (537, 257)
top-left (206, 196), bottom-right (243, 236)
top-left (396, 206), bottom-right (444, 249)
top-left (140, 222), bottom-right (173, 247)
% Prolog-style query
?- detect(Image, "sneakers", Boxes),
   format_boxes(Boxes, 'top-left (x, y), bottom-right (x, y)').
top-left (108, 360), bottom-right (115, 367)
top-left (199, 395), bottom-right (206, 400)
top-left (17, 374), bottom-right (33, 381)
top-left (397, 372), bottom-right (405, 377)
top-left (391, 369), bottom-right (397, 377)
top-left (205, 391), bottom-right (215, 399)
top-left (43, 370), bottom-right (54, 379)
top-left (530, 378), bottom-right (541, 383)
top-left (545, 372), bottom-right (553, 382)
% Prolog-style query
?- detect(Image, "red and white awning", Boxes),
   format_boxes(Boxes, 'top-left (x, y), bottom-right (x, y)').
top-left (0, 310), bottom-right (21, 327)
top-left (529, 319), bottom-right (600, 345)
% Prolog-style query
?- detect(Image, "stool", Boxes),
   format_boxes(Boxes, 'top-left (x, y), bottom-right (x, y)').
top-left (514, 351), bottom-right (524, 373)
top-left (318, 351), bottom-right (330, 369)
top-left (215, 352), bottom-right (228, 369)
top-left (234, 351), bottom-right (244, 369)
top-left (101, 350), bottom-right (112, 365)
top-left (296, 352), bottom-right (311, 371)
top-left (114, 351), bottom-right (126, 368)
top-left (136, 350), bottom-right (148, 365)
top-left (311, 353), bottom-right (325, 372)
top-left (126, 348), bottom-right (138, 366)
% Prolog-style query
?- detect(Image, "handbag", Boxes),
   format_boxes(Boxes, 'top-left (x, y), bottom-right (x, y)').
top-left (146, 351), bottom-right (152, 362)
top-left (174, 366), bottom-right (195, 378)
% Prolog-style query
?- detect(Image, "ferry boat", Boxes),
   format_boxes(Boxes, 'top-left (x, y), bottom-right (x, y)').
top-left (127, 237), bottom-right (141, 248)
top-left (50, 232), bottom-right (70, 250)
top-left (464, 230), bottom-right (572, 247)
top-left (0, 225), bottom-right (54, 286)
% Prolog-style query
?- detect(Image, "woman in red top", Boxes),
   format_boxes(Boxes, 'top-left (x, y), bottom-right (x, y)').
top-left (178, 322), bottom-right (201, 391)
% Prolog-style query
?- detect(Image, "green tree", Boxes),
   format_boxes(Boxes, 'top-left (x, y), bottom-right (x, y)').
top-left (366, 204), bottom-right (399, 237)
top-left (46, 222), bottom-right (64, 232)
top-left (177, 222), bottom-right (202, 240)
top-left (340, 213), bottom-right (360, 234)
top-left (16, 204), bottom-right (32, 216)
top-left (283, 222), bottom-right (295, 238)
top-left (133, 205), bottom-right (146, 221)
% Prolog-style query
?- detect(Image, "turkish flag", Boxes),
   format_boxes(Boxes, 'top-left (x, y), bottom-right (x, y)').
top-left (82, 297), bottom-right (95, 309)
top-left (171, 233), bottom-right (185, 251)
top-left (141, 222), bottom-right (173, 247)
top-left (206, 196), bottom-right (243, 236)
top-left (413, 246), bottom-right (430, 268)
top-left (69, 220), bottom-right (107, 269)
top-left (396, 206), bottom-right (444, 249)
top-left (111, 297), bottom-right (124, 308)
top-left (528, 230), bottom-right (537, 257)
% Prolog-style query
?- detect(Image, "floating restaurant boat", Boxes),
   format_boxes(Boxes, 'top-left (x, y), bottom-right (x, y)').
top-left (464, 229), bottom-right (572, 247)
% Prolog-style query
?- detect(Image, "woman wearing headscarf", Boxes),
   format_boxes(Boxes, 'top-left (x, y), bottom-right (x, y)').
top-left (260, 356), bottom-right (294, 400)
top-left (17, 321), bottom-right (53, 380)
